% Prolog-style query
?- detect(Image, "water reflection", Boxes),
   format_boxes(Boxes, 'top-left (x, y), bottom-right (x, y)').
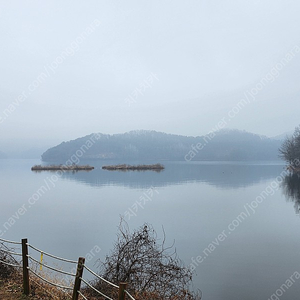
top-left (58, 161), bottom-right (285, 189)
top-left (281, 174), bottom-right (300, 215)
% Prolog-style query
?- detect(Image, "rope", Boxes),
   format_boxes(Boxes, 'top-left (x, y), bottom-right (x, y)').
top-left (78, 290), bottom-right (88, 300)
top-left (27, 255), bottom-right (76, 277)
top-left (0, 259), bottom-right (21, 268)
top-left (0, 248), bottom-right (22, 256)
top-left (83, 264), bottom-right (119, 289)
top-left (0, 237), bottom-right (21, 245)
top-left (0, 242), bottom-right (22, 266)
top-left (27, 243), bottom-right (78, 264)
top-left (125, 290), bottom-right (136, 300)
top-left (28, 267), bottom-right (73, 290)
top-left (80, 277), bottom-right (113, 300)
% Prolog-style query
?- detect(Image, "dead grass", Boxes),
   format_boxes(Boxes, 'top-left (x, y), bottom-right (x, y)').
top-left (0, 265), bottom-right (72, 300)
top-left (0, 274), bottom-right (24, 300)
top-left (0, 275), bottom-right (195, 300)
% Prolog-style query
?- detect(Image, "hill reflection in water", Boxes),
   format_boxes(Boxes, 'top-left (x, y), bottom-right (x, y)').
top-left (58, 161), bottom-right (285, 189)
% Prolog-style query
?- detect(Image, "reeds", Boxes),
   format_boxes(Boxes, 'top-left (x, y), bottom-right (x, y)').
top-left (31, 165), bottom-right (94, 171)
top-left (102, 163), bottom-right (164, 171)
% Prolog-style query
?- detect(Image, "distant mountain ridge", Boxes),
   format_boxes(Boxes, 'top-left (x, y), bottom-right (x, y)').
top-left (41, 129), bottom-right (282, 162)
top-left (271, 131), bottom-right (293, 141)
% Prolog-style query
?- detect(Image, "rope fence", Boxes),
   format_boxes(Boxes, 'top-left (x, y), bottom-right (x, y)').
top-left (28, 267), bottom-right (73, 290)
top-left (125, 290), bottom-right (136, 300)
top-left (78, 290), bottom-right (88, 300)
top-left (0, 259), bottom-right (21, 268)
top-left (27, 254), bottom-right (76, 277)
top-left (83, 264), bottom-right (119, 289)
top-left (80, 277), bottom-right (114, 300)
top-left (0, 237), bottom-right (136, 300)
top-left (0, 237), bottom-right (22, 268)
top-left (27, 243), bottom-right (78, 264)
top-left (0, 237), bottom-right (22, 245)
top-left (1, 248), bottom-right (22, 256)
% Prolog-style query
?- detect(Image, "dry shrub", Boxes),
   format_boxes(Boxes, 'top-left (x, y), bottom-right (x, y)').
top-left (0, 243), bottom-right (20, 280)
top-left (84, 219), bottom-right (201, 300)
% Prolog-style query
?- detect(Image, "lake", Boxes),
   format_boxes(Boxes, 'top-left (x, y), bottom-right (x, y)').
top-left (1, 159), bottom-right (300, 300)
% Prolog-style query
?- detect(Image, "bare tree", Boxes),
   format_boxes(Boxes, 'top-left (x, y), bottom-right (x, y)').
top-left (279, 125), bottom-right (300, 166)
top-left (88, 219), bottom-right (201, 299)
top-left (279, 136), bottom-right (296, 165)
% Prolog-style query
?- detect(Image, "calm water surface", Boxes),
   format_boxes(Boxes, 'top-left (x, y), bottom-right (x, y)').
top-left (1, 159), bottom-right (300, 300)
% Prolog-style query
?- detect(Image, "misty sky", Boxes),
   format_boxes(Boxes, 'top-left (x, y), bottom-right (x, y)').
top-left (1, 0), bottom-right (300, 149)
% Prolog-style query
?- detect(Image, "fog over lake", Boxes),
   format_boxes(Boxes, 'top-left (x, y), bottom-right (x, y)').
top-left (1, 1), bottom-right (300, 298)
top-left (1, 159), bottom-right (300, 299)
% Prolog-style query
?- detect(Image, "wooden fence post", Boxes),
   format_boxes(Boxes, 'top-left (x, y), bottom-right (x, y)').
top-left (22, 238), bottom-right (30, 295)
top-left (118, 282), bottom-right (127, 300)
top-left (72, 257), bottom-right (85, 300)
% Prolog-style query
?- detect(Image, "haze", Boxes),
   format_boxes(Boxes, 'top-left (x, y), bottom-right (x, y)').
top-left (1, 0), bottom-right (300, 152)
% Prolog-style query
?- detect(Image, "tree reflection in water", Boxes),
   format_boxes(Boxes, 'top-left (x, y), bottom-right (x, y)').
top-left (282, 173), bottom-right (300, 215)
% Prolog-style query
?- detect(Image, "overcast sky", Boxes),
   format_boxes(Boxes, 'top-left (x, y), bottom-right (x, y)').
top-left (0, 0), bottom-right (300, 148)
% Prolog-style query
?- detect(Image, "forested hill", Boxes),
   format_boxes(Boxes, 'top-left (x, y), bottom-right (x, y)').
top-left (41, 129), bottom-right (282, 162)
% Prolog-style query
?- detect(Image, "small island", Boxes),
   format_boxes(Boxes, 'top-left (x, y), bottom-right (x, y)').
top-left (31, 164), bottom-right (94, 171)
top-left (102, 163), bottom-right (165, 171)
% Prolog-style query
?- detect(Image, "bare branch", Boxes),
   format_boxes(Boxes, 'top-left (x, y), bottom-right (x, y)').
top-left (86, 219), bottom-right (201, 299)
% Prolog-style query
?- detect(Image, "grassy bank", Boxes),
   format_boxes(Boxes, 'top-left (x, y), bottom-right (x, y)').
top-left (0, 271), bottom-right (70, 299)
